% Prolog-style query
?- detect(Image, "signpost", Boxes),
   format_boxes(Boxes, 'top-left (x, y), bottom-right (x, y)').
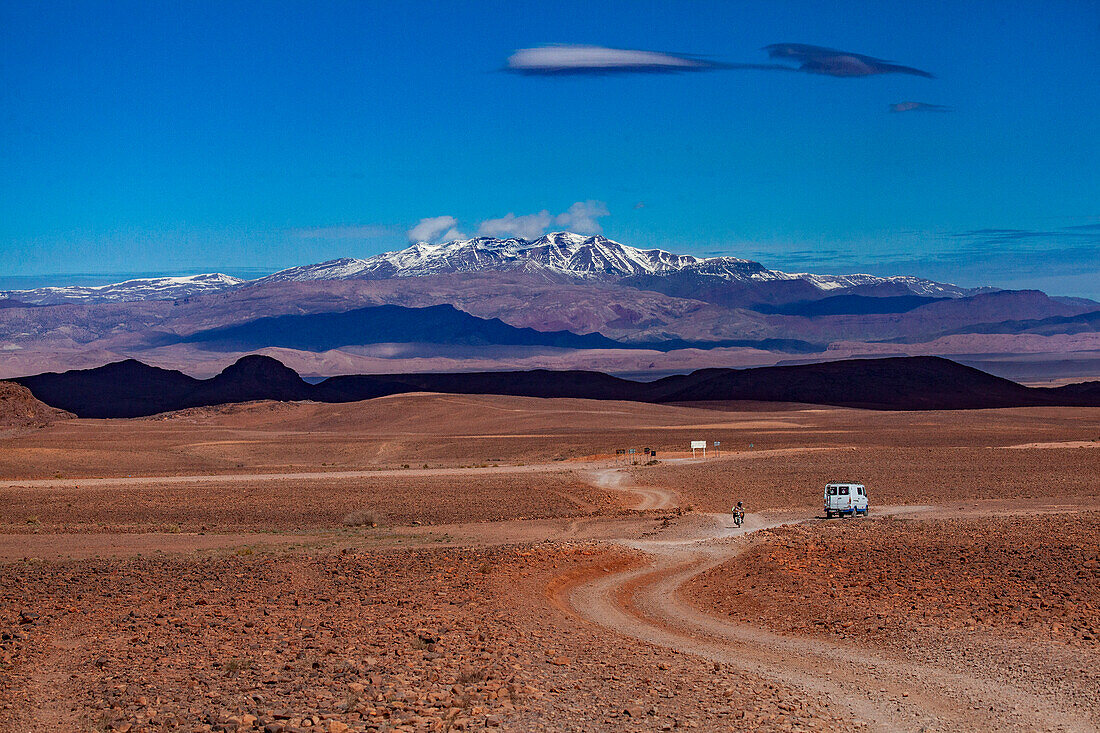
top-left (690, 440), bottom-right (706, 458)
top-left (713, 440), bottom-right (721, 458)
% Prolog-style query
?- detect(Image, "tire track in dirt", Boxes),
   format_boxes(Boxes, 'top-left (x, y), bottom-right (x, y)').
top-left (582, 468), bottom-right (674, 511)
top-left (0, 461), bottom-right (609, 489)
top-left (563, 468), bottom-right (1098, 732)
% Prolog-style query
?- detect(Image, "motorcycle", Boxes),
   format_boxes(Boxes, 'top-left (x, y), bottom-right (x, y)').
top-left (732, 508), bottom-right (744, 527)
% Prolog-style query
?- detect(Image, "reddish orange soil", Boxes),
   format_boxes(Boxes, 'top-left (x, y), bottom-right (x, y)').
top-left (685, 514), bottom-right (1100, 722)
top-left (4, 396), bottom-right (1094, 480)
top-left (0, 381), bottom-right (73, 430)
top-left (689, 514), bottom-right (1100, 643)
top-left (635, 444), bottom-right (1100, 512)
top-left (0, 542), bottom-right (859, 733)
top-left (0, 395), bottom-right (1097, 731)
top-left (0, 472), bottom-right (617, 534)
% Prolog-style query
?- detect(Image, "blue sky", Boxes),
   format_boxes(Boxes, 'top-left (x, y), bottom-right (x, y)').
top-left (3, 1), bottom-right (1099, 297)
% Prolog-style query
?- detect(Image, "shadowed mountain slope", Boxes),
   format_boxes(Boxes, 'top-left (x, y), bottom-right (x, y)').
top-left (644, 357), bottom-right (1048, 410)
top-left (178, 304), bottom-right (626, 351)
top-left (752, 294), bottom-right (948, 317)
top-left (170, 303), bottom-right (822, 354)
top-left (12, 355), bottom-right (1100, 418)
top-left (14, 360), bottom-right (202, 418)
top-left (920, 310), bottom-right (1100, 339)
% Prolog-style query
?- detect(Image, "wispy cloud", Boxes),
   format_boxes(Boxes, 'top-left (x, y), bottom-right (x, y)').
top-left (506, 43), bottom-right (934, 79)
top-left (732, 249), bottom-right (852, 268)
top-left (407, 216), bottom-right (466, 244)
top-left (854, 224), bottom-right (1099, 295)
top-left (950, 224), bottom-right (1100, 245)
top-left (890, 101), bottom-right (951, 113)
top-left (293, 225), bottom-right (391, 240)
top-left (723, 222), bottom-right (1100, 298)
top-left (764, 44), bottom-right (934, 78)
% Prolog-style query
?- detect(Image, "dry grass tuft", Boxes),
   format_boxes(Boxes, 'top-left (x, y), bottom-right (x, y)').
top-left (343, 509), bottom-right (384, 528)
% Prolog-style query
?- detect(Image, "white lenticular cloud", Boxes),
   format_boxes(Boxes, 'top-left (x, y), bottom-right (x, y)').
top-left (506, 45), bottom-right (720, 75)
top-left (505, 43), bottom-right (934, 79)
top-left (554, 200), bottom-right (610, 234)
top-left (477, 210), bottom-right (553, 240)
top-left (407, 216), bottom-right (466, 243)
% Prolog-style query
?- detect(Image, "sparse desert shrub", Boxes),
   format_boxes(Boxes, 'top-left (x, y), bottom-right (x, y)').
top-left (457, 665), bottom-right (487, 684)
top-left (645, 459), bottom-right (660, 466)
top-left (25, 516), bottom-right (39, 525)
top-left (223, 657), bottom-right (253, 674)
top-left (161, 522), bottom-right (181, 533)
top-left (343, 509), bottom-right (384, 528)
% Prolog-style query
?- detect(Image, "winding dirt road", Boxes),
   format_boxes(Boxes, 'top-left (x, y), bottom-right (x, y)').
top-left (582, 467), bottom-right (675, 511)
top-left (4, 455), bottom-right (1095, 730)
top-left (560, 467), bottom-right (1098, 733)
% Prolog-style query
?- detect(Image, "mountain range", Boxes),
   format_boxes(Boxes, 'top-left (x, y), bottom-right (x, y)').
top-left (13, 354), bottom-right (1100, 419)
top-left (3, 232), bottom-right (990, 306)
top-left (1, 233), bottom-right (1097, 381)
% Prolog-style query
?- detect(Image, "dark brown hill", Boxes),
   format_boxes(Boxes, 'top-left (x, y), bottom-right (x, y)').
top-left (13, 355), bottom-right (1100, 418)
top-left (646, 357), bottom-right (1045, 410)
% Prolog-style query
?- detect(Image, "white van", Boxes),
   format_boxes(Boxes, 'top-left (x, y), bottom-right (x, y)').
top-left (824, 483), bottom-right (868, 518)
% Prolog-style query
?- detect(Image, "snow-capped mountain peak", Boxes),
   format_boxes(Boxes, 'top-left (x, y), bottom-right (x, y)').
top-left (1, 273), bottom-right (245, 306)
top-left (2, 233), bottom-right (986, 304)
top-left (252, 232), bottom-right (978, 297)
top-left (254, 232), bottom-right (719, 283)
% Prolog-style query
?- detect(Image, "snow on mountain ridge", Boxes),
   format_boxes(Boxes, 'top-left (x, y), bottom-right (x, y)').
top-left (1, 273), bottom-right (245, 306)
top-left (257, 232), bottom-right (976, 297)
top-left (256, 233), bottom-right (758, 284)
top-left (3, 233), bottom-right (985, 303)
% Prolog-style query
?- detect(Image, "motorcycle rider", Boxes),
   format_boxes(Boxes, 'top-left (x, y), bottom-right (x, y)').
top-left (733, 500), bottom-right (745, 524)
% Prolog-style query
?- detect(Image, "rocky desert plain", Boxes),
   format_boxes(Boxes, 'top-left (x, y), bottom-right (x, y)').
top-left (1, 383), bottom-right (1098, 732)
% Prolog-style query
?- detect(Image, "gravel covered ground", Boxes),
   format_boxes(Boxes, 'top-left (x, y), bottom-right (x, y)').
top-left (1, 542), bottom-right (861, 732)
top-left (633, 445), bottom-right (1100, 512)
top-left (687, 513), bottom-right (1100, 722)
top-left (0, 472), bottom-right (618, 534)
top-left (2, 397), bottom-right (1098, 730)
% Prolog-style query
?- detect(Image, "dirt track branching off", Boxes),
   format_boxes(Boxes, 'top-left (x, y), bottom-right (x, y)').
top-left (1, 395), bottom-right (1098, 731)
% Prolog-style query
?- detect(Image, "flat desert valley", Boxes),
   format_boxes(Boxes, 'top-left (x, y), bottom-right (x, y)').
top-left (1, 392), bottom-right (1098, 732)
